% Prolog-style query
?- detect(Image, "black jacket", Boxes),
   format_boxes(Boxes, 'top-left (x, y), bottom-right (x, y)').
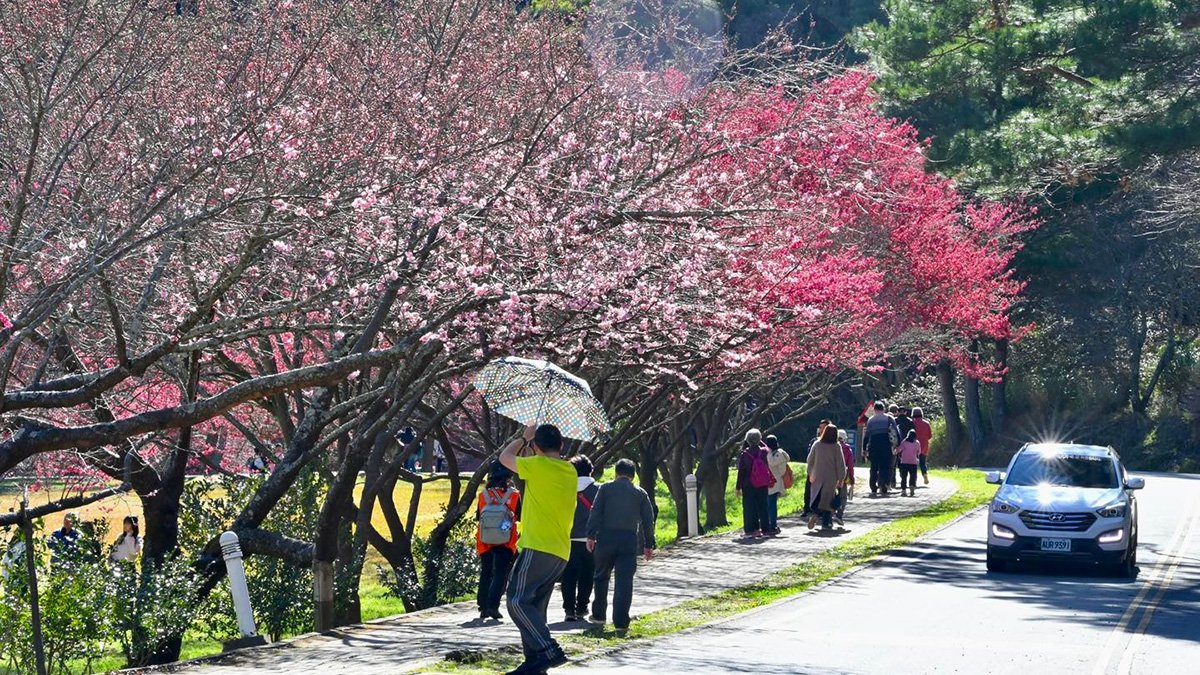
top-left (896, 415), bottom-right (916, 443)
top-left (586, 478), bottom-right (657, 551)
top-left (571, 479), bottom-right (600, 540)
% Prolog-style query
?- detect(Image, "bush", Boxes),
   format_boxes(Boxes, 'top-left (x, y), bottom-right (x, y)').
top-left (111, 557), bottom-right (204, 667)
top-left (376, 513), bottom-right (479, 610)
top-left (180, 467), bottom-right (322, 642)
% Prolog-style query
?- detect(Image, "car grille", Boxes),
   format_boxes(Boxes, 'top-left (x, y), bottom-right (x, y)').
top-left (1019, 510), bottom-right (1097, 532)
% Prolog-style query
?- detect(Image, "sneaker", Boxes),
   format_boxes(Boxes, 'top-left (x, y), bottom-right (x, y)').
top-left (587, 614), bottom-right (605, 624)
top-left (835, 515), bottom-right (844, 527)
top-left (487, 609), bottom-right (505, 621)
top-left (807, 514), bottom-right (818, 529)
top-left (924, 475), bottom-right (930, 485)
top-left (751, 529), bottom-right (763, 538)
top-left (545, 647), bottom-right (569, 668)
top-left (564, 614), bottom-right (578, 622)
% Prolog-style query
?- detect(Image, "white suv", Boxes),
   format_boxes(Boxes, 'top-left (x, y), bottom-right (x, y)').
top-left (986, 443), bottom-right (1143, 577)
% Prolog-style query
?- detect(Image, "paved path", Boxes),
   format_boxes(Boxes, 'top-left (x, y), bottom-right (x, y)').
top-left (156, 472), bottom-right (956, 674)
top-left (571, 472), bottom-right (1199, 675)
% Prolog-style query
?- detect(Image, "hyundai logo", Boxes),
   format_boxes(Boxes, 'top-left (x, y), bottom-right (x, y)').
top-left (1048, 513), bottom-right (1066, 522)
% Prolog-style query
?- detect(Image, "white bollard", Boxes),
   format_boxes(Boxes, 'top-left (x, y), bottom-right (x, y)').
top-left (219, 532), bottom-right (266, 648)
top-left (685, 474), bottom-right (699, 538)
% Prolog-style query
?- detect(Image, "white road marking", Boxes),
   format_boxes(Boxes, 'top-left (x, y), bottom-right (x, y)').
top-left (1115, 503), bottom-right (1200, 674)
top-left (1090, 495), bottom-right (1200, 675)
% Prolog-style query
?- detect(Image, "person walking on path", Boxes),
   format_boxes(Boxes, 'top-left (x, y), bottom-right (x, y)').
top-left (764, 435), bottom-right (791, 535)
top-left (912, 407), bottom-right (933, 485)
top-left (836, 429), bottom-right (855, 526)
top-left (735, 429), bottom-right (773, 539)
top-left (894, 430), bottom-right (923, 497)
top-left (110, 516), bottom-right (142, 564)
top-left (499, 424), bottom-right (576, 674)
top-left (806, 425), bottom-right (847, 530)
top-left (476, 462), bottom-right (521, 621)
top-left (887, 404), bottom-right (902, 488)
top-left (801, 420), bottom-right (831, 518)
top-left (586, 459), bottom-right (656, 633)
top-left (864, 403), bottom-right (899, 497)
top-left (560, 455), bottom-right (599, 621)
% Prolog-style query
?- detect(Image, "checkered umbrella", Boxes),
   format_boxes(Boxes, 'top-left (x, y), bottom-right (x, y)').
top-left (472, 357), bottom-right (611, 442)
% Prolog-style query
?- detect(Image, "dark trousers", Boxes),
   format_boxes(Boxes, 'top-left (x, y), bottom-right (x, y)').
top-left (560, 541), bottom-right (595, 615)
top-left (766, 492), bottom-right (780, 531)
top-left (477, 546), bottom-right (515, 612)
top-left (868, 446), bottom-right (892, 494)
top-left (919, 455), bottom-right (929, 477)
top-left (813, 487), bottom-right (836, 528)
top-left (507, 549), bottom-right (567, 661)
top-left (802, 477), bottom-right (812, 515)
top-left (591, 531), bottom-right (639, 629)
top-left (741, 486), bottom-right (769, 534)
top-left (900, 463), bottom-right (918, 490)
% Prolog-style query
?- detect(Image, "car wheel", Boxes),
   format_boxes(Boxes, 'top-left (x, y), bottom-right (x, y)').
top-left (986, 552), bottom-right (1007, 573)
top-left (1116, 537), bottom-right (1137, 578)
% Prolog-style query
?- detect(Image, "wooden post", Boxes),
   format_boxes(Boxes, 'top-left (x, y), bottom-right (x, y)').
top-left (313, 560), bottom-right (335, 632)
top-left (20, 489), bottom-right (47, 675)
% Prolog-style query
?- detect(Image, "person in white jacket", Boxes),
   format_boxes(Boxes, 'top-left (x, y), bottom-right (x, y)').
top-left (110, 516), bottom-right (142, 563)
top-left (764, 435), bottom-right (791, 535)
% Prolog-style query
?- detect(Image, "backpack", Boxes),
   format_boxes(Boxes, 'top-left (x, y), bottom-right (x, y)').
top-left (749, 450), bottom-right (776, 489)
top-left (479, 488), bottom-right (516, 545)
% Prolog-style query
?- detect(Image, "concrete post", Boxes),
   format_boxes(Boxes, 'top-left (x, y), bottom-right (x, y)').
top-left (685, 474), bottom-right (699, 538)
top-left (219, 532), bottom-right (267, 650)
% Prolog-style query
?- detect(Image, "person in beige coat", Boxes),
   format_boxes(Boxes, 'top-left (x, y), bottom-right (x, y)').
top-left (806, 425), bottom-right (847, 530)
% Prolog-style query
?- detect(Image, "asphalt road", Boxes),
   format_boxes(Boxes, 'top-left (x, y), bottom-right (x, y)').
top-left (569, 472), bottom-right (1200, 675)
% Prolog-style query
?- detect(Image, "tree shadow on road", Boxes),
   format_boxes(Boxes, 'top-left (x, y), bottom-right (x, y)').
top-left (885, 541), bottom-right (1200, 644)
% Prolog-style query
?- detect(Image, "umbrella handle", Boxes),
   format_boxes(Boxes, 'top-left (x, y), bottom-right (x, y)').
top-left (534, 379), bottom-right (552, 429)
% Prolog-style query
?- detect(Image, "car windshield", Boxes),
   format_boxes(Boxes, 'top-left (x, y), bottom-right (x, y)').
top-left (1006, 453), bottom-right (1119, 489)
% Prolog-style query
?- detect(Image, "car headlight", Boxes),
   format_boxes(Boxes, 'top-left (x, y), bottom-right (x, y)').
top-left (1096, 503), bottom-right (1127, 519)
top-left (992, 500), bottom-right (1020, 514)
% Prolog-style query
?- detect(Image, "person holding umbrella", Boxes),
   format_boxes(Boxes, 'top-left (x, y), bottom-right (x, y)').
top-left (474, 356), bottom-right (613, 674)
top-left (499, 424), bottom-right (576, 675)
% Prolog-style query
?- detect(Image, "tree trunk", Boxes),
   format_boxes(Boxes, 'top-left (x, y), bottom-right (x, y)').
top-left (313, 452), bottom-right (363, 630)
top-left (140, 348), bottom-right (201, 664)
top-left (964, 378), bottom-right (986, 458)
top-left (936, 358), bottom-right (966, 457)
top-left (698, 459), bottom-right (729, 530)
top-left (991, 338), bottom-right (1009, 438)
top-left (637, 442), bottom-right (660, 522)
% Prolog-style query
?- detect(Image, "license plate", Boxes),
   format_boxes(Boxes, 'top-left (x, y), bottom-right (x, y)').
top-left (1041, 538), bottom-right (1072, 552)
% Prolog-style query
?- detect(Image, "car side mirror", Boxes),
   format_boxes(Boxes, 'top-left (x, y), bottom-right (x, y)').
top-left (985, 471), bottom-right (1003, 485)
top-left (1125, 477), bottom-right (1145, 490)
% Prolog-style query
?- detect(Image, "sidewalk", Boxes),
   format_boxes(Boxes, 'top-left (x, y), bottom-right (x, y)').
top-left (157, 472), bottom-right (956, 674)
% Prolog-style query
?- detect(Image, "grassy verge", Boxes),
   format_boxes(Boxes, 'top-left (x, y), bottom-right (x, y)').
top-left (430, 468), bottom-right (992, 674)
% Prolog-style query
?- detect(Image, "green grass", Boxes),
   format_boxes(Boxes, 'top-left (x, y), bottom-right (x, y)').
top-left (360, 583), bottom-right (409, 622)
top-left (429, 469), bottom-right (992, 674)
